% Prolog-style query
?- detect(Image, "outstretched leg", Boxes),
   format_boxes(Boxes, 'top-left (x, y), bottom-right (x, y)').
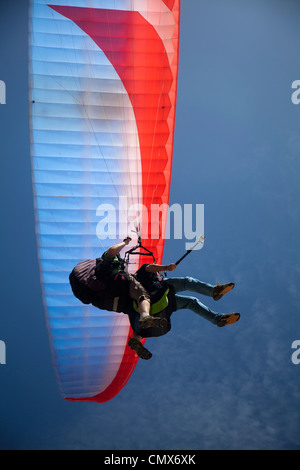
top-left (165, 277), bottom-right (235, 301)
top-left (175, 294), bottom-right (222, 324)
top-left (175, 294), bottom-right (240, 327)
top-left (165, 276), bottom-right (214, 297)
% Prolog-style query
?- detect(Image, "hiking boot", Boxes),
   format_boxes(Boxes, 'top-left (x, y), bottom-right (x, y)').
top-left (128, 338), bottom-right (152, 360)
top-left (212, 282), bottom-right (235, 301)
top-left (217, 313), bottom-right (240, 327)
top-left (139, 315), bottom-right (167, 330)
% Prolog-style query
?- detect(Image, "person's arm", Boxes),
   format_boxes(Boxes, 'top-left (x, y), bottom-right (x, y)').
top-left (106, 237), bottom-right (131, 259)
top-left (145, 263), bottom-right (177, 273)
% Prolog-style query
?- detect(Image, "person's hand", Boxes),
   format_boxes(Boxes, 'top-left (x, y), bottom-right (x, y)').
top-left (123, 236), bottom-right (132, 245)
top-left (166, 263), bottom-right (177, 271)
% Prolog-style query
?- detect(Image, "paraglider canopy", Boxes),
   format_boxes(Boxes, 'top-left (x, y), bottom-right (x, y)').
top-left (29, 0), bottom-right (180, 403)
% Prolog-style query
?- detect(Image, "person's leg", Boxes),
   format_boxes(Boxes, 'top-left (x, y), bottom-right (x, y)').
top-left (128, 275), bottom-right (151, 315)
top-left (175, 294), bottom-right (240, 327)
top-left (175, 294), bottom-right (222, 325)
top-left (165, 276), bottom-right (214, 297)
top-left (128, 275), bottom-right (167, 329)
top-left (165, 277), bottom-right (235, 301)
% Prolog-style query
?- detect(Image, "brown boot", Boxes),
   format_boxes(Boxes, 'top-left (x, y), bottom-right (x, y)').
top-left (217, 313), bottom-right (240, 327)
top-left (128, 337), bottom-right (152, 360)
top-left (212, 282), bottom-right (235, 301)
top-left (139, 315), bottom-right (167, 330)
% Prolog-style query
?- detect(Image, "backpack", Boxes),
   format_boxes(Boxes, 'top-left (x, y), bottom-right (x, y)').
top-left (69, 259), bottom-right (106, 305)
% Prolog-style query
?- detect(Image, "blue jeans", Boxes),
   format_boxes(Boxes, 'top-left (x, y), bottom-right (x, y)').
top-left (165, 277), bottom-right (223, 325)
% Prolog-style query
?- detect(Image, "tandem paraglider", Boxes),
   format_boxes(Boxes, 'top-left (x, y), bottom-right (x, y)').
top-left (70, 236), bottom-right (240, 361)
